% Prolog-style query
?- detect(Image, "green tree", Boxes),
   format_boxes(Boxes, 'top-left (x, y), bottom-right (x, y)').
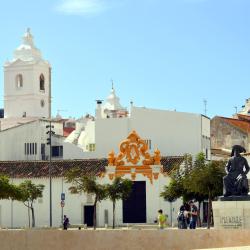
top-left (161, 153), bottom-right (225, 228)
top-left (106, 177), bottom-right (133, 228)
top-left (18, 180), bottom-right (45, 228)
top-left (66, 170), bottom-right (107, 229)
top-left (183, 155), bottom-right (225, 228)
top-left (160, 181), bottom-right (179, 226)
top-left (183, 153), bottom-right (209, 226)
top-left (160, 155), bottom-right (195, 227)
top-left (160, 154), bottom-right (196, 202)
top-left (0, 175), bottom-right (21, 200)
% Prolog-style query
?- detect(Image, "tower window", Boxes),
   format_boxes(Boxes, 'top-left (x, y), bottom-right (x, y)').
top-left (16, 74), bottom-right (23, 88)
top-left (39, 74), bottom-right (45, 91)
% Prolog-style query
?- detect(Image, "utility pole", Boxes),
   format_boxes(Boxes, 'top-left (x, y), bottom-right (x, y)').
top-left (46, 120), bottom-right (55, 227)
top-left (234, 106), bottom-right (238, 114)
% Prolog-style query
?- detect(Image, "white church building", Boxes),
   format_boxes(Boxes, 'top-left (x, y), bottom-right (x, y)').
top-left (4, 28), bottom-right (51, 119)
top-left (0, 29), bottom-right (210, 162)
top-left (0, 131), bottom-right (184, 228)
top-left (0, 29), bottom-right (66, 161)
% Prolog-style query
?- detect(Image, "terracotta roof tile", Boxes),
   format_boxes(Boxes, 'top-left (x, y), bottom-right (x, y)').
top-left (63, 127), bottom-right (75, 137)
top-left (0, 157), bottom-right (184, 178)
top-left (220, 117), bottom-right (250, 134)
top-left (237, 114), bottom-right (250, 122)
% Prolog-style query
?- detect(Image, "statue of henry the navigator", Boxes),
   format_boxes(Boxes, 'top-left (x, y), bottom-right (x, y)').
top-left (223, 145), bottom-right (250, 197)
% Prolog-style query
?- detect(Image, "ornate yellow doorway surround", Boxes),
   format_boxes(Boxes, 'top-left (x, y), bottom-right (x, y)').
top-left (106, 131), bottom-right (163, 183)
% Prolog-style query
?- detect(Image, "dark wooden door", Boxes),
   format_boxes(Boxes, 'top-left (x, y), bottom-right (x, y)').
top-left (123, 181), bottom-right (146, 223)
top-left (84, 205), bottom-right (94, 226)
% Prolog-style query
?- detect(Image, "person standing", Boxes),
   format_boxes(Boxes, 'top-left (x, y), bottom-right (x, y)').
top-left (177, 203), bottom-right (189, 229)
top-left (158, 209), bottom-right (167, 229)
top-left (188, 201), bottom-right (198, 229)
top-left (63, 215), bottom-right (69, 230)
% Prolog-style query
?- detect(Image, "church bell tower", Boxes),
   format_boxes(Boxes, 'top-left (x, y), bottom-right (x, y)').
top-left (4, 28), bottom-right (51, 118)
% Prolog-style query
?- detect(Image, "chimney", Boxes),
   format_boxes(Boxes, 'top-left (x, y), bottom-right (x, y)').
top-left (95, 100), bottom-right (103, 119)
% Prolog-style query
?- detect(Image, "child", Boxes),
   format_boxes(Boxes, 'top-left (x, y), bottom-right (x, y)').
top-left (158, 209), bottom-right (167, 229)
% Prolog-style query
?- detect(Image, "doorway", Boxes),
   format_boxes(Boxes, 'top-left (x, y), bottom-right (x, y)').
top-left (123, 181), bottom-right (146, 223)
top-left (84, 205), bottom-right (94, 226)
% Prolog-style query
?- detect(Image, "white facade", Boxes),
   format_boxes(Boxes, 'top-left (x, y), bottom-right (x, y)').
top-left (0, 175), bottom-right (182, 228)
top-left (64, 88), bottom-right (211, 160)
top-left (238, 98), bottom-right (250, 116)
top-left (0, 119), bottom-right (64, 161)
top-left (4, 29), bottom-right (51, 118)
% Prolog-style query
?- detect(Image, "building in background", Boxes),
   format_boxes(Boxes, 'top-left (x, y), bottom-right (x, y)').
top-left (238, 98), bottom-right (250, 116)
top-left (211, 101), bottom-right (250, 160)
top-left (0, 29), bottom-right (210, 162)
top-left (4, 28), bottom-right (51, 119)
top-left (0, 29), bottom-right (69, 161)
top-left (64, 87), bottom-right (211, 160)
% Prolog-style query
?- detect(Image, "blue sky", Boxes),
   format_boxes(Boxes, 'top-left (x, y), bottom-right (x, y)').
top-left (0, 0), bottom-right (249, 118)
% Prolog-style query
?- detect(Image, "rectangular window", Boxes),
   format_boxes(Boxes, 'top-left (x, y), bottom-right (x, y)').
top-left (41, 143), bottom-right (45, 160)
top-left (52, 146), bottom-right (63, 157)
top-left (88, 144), bottom-right (96, 152)
top-left (104, 209), bottom-right (109, 225)
top-left (25, 143), bottom-right (38, 155)
top-left (41, 143), bottom-right (45, 155)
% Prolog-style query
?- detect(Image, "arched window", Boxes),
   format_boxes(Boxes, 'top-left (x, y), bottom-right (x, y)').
top-left (16, 74), bottom-right (23, 88)
top-left (40, 74), bottom-right (45, 91)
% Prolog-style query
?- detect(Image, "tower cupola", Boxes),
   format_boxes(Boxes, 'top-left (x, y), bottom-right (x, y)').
top-left (3, 29), bottom-right (51, 118)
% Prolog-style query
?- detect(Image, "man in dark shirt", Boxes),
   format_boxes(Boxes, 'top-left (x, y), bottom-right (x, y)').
top-left (188, 201), bottom-right (198, 229)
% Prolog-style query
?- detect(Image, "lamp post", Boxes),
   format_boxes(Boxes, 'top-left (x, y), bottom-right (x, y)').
top-left (46, 120), bottom-right (55, 227)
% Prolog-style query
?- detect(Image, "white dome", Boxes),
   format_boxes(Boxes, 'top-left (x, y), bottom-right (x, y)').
top-left (102, 88), bottom-right (125, 111)
top-left (13, 28), bottom-right (42, 62)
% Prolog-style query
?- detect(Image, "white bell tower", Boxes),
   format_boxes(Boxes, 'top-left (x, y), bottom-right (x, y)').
top-left (4, 28), bottom-right (51, 118)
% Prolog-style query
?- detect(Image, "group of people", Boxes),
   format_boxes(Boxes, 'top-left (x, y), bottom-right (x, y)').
top-left (64, 206), bottom-right (196, 230)
top-left (177, 200), bottom-right (198, 229)
top-left (157, 201), bottom-right (198, 230)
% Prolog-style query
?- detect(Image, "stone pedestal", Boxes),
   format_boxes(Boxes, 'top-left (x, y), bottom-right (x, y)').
top-left (213, 198), bottom-right (250, 229)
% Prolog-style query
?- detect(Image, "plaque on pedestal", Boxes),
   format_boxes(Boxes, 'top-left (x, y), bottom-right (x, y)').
top-left (213, 197), bottom-right (250, 229)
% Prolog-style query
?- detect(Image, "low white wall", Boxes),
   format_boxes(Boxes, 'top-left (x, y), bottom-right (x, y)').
top-left (1, 229), bottom-right (250, 250)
